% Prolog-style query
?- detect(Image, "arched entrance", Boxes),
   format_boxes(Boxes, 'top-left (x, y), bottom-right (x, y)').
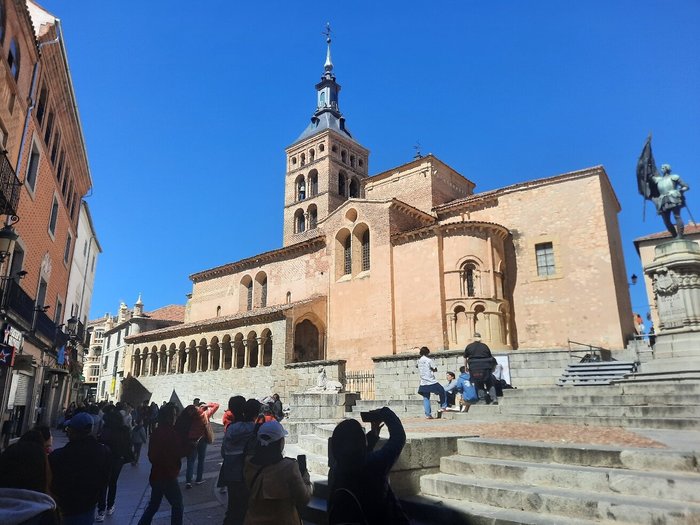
top-left (293, 319), bottom-right (321, 362)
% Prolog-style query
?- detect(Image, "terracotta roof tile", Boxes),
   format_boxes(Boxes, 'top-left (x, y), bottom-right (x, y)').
top-left (144, 304), bottom-right (186, 322)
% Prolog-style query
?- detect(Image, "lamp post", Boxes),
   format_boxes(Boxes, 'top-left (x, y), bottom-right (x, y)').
top-left (0, 225), bottom-right (18, 265)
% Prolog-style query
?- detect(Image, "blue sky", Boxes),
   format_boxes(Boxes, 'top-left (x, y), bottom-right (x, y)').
top-left (38, 1), bottom-right (699, 321)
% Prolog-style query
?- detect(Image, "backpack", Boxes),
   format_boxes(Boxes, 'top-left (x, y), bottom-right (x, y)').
top-left (328, 488), bottom-right (368, 525)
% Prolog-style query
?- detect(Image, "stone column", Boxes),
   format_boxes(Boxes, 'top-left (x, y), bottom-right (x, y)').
top-left (257, 338), bottom-right (264, 367)
top-left (447, 313), bottom-right (457, 347)
top-left (243, 341), bottom-right (250, 368)
top-left (142, 355), bottom-right (148, 376)
top-left (184, 349), bottom-right (190, 373)
top-left (166, 352), bottom-right (173, 374)
top-left (196, 345), bottom-right (204, 372)
top-left (207, 345), bottom-right (214, 371)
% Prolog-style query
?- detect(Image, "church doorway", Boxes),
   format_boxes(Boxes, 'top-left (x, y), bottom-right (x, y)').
top-left (293, 319), bottom-right (321, 362)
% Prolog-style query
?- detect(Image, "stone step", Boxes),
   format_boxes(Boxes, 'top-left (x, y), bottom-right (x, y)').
top-left (616, 372), bottom-right (700, 384)
top-left (440, 455), bottom-right (700, 503)
top-left (502, 382), bottom-right (700, 397)
top-left (447, 411), bottom-right (700, 430)
top-left (495, 393), bottom-right (700, 406)
top-left (403, 494), bottom-right (606, 525)
top-left (297, 434), bottom-right (329, 458)
top-left (467, 403), bottom-right (700, 418)
top-left (455, 438), bottom-right (700, 473)
top-left (420, 473), bottom-right (700, 524)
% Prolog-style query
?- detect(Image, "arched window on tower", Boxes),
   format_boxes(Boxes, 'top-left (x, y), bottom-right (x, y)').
top-left (308, 170), bottom-right (318, 196)
top-left (310, 149), bottom-right (315, 162)
top-left (341, 150), bottom-right (347, 164)
top-left (349, 177), bottom-right (359, 198)
top-left (300, 153), bottom-right (306, 166)
top-left (350, 155), bottom-right (356, 168)
top-left (296, 175), bottom-right (306, 201)
top-left (308, 205), bottom-right (317, 229)
top-left (338, 172), bottom-right (346, 196)
top-left (295, 208), bottom-right (305, 233)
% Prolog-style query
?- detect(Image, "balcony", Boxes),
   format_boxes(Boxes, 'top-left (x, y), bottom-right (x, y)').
top-left (1, 279), bottom-right (64, 344)
top-left (0, 151), bottom-right (21, 218)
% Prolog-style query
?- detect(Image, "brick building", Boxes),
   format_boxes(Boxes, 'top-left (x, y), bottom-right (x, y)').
top-left (0, 1), bottom-right (93, 439)
top-left (125, 37), bottom-right (634, 408)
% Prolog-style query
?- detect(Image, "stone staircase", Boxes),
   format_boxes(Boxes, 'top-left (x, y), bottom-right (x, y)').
top-left (418, 437), bottom-right (700, 524)
top-left (557, 360), bottom-right (637, 386)
top-left (291, 381), bottom-right (700, 524)
top-left (453, 381), bottom-right (700, 430)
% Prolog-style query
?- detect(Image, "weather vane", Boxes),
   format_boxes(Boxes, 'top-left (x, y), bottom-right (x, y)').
top-left (413, 141), bottom-right (422, 159)
top-left (323, 22), bottom-right (332, 43)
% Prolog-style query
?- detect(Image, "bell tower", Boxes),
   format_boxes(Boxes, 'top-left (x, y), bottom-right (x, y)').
top-left (283, 25), bottom-right (369, 246)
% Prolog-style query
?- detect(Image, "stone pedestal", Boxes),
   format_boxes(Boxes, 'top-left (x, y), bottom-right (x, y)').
top-left (641, 239), bottom-right (700, 373)
top-left (289, 391), bottom-right (360, 420)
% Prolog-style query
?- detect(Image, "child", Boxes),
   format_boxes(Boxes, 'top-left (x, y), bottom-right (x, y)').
top-left (131, 421), bottom-right (147, 466)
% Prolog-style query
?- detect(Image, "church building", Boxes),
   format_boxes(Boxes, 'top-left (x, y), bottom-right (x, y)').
top-left (125, 37), bottom-right (634, 402)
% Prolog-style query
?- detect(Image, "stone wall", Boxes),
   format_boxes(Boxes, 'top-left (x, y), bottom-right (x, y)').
top-left (373, 349), bottom-right (578, 399)
top-left (122, 358), bottom-right (347, 424)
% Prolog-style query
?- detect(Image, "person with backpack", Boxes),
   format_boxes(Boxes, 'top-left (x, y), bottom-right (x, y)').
top-left (328, 406), bottom-right (409, 525)
top-left (220, 397), bottom-right (259, 525)
top-left (131, 421), bottom-right (148, 466)
top-left (243, 419), bottom-right (311, 525)
top-left (96, 409), bottom-right (134, 521)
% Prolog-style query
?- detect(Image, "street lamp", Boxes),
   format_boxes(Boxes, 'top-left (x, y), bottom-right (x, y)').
top-left (629, 273), bottom-right (638, 286)
top-left (0, 225), bottom-right (18, 264)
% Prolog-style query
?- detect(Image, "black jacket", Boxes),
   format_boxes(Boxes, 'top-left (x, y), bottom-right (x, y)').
top-left (328, 407), bottom-right (409, 525)
top-left (48, 435), bottom-right (110, 516)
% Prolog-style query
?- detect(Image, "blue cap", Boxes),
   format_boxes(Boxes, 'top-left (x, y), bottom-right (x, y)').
top-left (64, 412), bottom-right (93, 431)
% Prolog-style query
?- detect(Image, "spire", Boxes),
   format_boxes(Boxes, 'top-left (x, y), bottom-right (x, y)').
top-left (323, 22), bottom-right (333, 77)
top-left (135, 293), bottom-right (143, 306)
top-left (291, 22), bottom-right (357, 146)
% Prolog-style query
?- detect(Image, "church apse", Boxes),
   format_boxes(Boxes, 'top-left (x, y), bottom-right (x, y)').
top-left (441, 221), bottom-right (513, 349)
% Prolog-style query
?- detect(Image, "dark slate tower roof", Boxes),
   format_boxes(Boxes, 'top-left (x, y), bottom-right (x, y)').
top-left (292, 26), bottom-right (358, 146)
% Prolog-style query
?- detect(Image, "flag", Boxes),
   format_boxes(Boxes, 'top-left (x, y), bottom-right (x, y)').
top-left (0, 344), bottom-right (14, 366)
top-left (636, 135), bottom-right (659, 200)
top-left (57, 345), bottom-right (65, 365)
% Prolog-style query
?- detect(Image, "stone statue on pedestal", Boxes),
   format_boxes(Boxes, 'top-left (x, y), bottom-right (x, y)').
top-left (637, 137), bottom-right (691, 238)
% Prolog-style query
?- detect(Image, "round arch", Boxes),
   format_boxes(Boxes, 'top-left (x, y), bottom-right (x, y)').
top-left (261, 328), bottom-right (273, 367)
top-left (247, 331), bottom-right (259, 368)
top-left (293, 319), bottom-right (322, 362)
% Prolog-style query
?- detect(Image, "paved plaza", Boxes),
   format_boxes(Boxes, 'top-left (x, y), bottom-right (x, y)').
top-left (48, 412), bottom-right (700, 525)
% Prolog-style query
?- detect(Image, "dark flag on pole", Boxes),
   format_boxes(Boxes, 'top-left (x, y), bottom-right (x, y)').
top-left (636, 135), bottom-right (660, 200)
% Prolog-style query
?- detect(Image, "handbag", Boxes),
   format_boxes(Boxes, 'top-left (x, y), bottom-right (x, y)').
top-left (204, 419), bottom-right (215, 444)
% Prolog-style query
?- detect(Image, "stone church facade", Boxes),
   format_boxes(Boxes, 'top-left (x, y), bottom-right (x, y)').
top-left (124, 40), bottom-right (634, 405)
